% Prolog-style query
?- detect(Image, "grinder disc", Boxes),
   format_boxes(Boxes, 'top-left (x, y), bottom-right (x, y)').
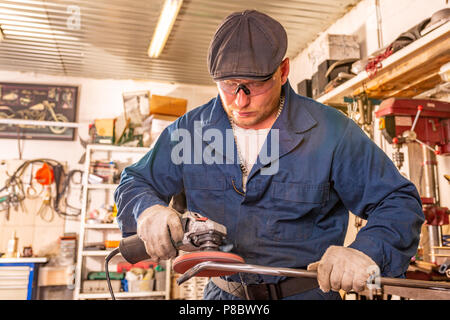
top-left (173, 251), bottom-right (245, 277)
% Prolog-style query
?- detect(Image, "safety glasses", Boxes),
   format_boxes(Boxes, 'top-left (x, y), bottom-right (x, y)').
top-left (216, 74), bottom-right (277, 97)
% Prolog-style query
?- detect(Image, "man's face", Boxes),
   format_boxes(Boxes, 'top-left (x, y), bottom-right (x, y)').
top-left (217, 58), bottom-right (290, 130)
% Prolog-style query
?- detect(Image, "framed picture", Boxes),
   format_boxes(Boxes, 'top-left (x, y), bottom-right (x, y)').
top-left (0, 82), bottom-right (79, 141)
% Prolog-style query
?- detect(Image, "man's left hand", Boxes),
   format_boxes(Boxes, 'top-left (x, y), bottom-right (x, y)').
top-left (307, 246), bottom-right (378, 293)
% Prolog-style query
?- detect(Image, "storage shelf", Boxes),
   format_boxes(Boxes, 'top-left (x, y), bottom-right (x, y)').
top-left (82, 250), bottom-right (119, 257)
top-left (84, 223), bottom-right (119, 229)
top-left (317, 21), bottom-right (450, 106)
top-left (86, 183), bottom-right (119, 190)
top-left (78, 291), bottom-right (166, 300)
top-left (87, 144), bottom-right (150, 153)
top-left (0, 257), bottom-right (48, 263)
top-left (75, 144), bottom-right (171, 300)
top-left (0, 118), bottom-right (81, 128)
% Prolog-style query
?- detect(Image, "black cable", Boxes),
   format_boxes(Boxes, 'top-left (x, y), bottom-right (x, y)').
top-left (0, 159), bottom-right (84, 219)
top-left (0, 158), bottom-right (64, 193)
top-left (53, 169), bottom-right (83, 218)
top-left (105, 247), bottom-right (120, 300)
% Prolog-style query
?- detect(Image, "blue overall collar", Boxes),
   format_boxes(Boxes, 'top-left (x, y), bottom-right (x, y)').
top-left (194, 80), bottom-right (318, 176)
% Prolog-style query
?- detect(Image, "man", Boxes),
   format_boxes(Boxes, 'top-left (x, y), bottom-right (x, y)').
top-left (114, 10), bottom-right (424, 300)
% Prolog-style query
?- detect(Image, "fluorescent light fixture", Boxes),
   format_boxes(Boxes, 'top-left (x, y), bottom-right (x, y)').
top-left (148, 0), bottom-right (183, 58)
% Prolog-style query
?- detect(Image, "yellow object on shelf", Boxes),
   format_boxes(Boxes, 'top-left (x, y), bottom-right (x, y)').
top-left (104, 240), bottom-right (120, 248)
top-left (94, 118), bottom-right (115, 144)
top-left (150, 95), bottom-right (187, 117)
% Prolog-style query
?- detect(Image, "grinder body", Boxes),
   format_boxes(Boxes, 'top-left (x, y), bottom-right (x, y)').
top-left (119, 211), bottom-right (228, 264)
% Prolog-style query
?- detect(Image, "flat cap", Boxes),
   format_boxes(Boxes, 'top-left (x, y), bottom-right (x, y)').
top-left (207, 10), bottom-right (288, 81)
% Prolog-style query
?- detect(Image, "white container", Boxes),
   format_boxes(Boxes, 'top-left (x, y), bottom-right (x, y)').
top-left (321, 34), bottom-right (360, 61)
top-left (127, 279), bottom-right (155, 292)
top-left (155, 271), bottom-right (166, 291)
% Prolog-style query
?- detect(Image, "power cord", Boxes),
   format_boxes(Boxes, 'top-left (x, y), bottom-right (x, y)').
top-left (105, 247), bottom-right (120, 300)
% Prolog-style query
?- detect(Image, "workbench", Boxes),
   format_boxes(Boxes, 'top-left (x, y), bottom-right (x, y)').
top-left (0, 257), bottom-right (48, 300)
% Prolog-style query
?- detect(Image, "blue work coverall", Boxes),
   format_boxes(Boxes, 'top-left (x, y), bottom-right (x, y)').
top-left (114, 81), bottom-right (424, 300)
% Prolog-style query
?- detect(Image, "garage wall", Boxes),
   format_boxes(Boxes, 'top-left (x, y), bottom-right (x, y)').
top-left (0, 70), bottom-right (218, 163)
top-left (0, 70), bottom-right (218, 253)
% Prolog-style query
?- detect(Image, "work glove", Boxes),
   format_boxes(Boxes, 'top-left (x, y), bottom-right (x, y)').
top-left (307, 245), bottom-right (378, 293)
top-left (137, 204), bottom-right (184, 262)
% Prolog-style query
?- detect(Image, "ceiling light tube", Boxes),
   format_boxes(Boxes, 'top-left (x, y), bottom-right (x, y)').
top-left (148, 0), bottom-right (183, 58)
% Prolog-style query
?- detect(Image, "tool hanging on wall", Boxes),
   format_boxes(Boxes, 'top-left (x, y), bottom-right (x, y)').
top-left (36, 185), bottom-right (54, 222)
top-left (0, 158), bottom-right (83, 221)
top-left (26, 163), bottom-right (43, 199)
top-left (35, 162), bottom-right (54, 185)
top-left (54, 168), bottom-right (83, 218)
top-left (35, 162), bottom-right (55, 222)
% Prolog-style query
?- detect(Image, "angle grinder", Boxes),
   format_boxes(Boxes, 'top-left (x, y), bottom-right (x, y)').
top-left (104, 210), bottom-right (244, 299)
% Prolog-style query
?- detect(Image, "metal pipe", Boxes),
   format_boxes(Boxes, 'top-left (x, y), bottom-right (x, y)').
top-left (421, 145), bottom-right (437, 200)
top-left (421, 145), bottom-right (443, 263)
top-left (177, 261), bottom-right (450, 292)
top-left (375, 0), bottom-right (383, 49)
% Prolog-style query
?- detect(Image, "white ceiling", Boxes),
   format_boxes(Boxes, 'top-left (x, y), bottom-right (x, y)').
top-left (0, 0), bottom-right (361, 85)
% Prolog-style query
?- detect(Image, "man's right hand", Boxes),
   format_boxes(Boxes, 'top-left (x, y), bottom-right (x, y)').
top-left (137, 204), bottom-right (184, 262)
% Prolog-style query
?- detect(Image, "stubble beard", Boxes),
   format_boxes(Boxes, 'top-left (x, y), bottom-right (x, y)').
top-left (222, 95), bottom-right (280, 129)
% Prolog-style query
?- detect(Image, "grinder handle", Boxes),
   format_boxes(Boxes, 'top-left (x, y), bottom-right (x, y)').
top-left (119, 222), bottom-right (184, 264)
top-left (119, 234), bottom-right (150, 264)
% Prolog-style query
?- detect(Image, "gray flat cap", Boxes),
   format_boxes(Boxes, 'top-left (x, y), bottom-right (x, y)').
top-left (208, 10), bottom-right (288, 81)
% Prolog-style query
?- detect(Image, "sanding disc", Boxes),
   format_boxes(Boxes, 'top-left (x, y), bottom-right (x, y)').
top-left (173, 251), bottom-right (245, 277)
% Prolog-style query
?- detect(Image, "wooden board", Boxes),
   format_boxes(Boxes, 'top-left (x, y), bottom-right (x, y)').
top-left (382, 285), bottom-right (450, 300)
top-left (353, 35), bottom-right (450, 99)
top-left (317, 22), bottom-right (450, 106)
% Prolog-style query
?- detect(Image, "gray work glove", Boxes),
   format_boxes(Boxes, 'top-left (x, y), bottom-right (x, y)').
top-left (137, 204), bottom-right (184, 262)
top-left (307, 245), bottom-right (378, 293)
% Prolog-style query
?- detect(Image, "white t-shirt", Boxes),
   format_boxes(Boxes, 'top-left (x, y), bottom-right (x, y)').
top-left (233, 126), bottom-right (271, 191)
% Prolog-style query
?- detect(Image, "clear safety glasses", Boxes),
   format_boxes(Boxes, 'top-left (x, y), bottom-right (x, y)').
top-left (216, 74), bottom-right (277, 97)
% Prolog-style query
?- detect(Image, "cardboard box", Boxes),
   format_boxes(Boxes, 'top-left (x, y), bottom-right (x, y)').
top-left (150, 95), bottom-right (187, 117)
top-left (150, 114), bottom-right (179, 143)
top-left (94, 118), bottom-right (115, 144)
top-left (38, 265), bottom-right (74, 286)
top-left (127, 279), bottom-right (155, 292)
top-left (319, 34), bottom-right (360, 62)
top-left (82, 279), bottom-right (120, 293)
top-left (308, 34), bottom-right (360, 73)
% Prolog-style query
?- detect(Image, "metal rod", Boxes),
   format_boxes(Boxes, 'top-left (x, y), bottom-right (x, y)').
top-left (0, 118), bottom-right (80, 128)
top-left (421, 144), bottom-right (437, 199)
top-left (410, 106), bottom-right (422, 133)
top-left (177, 261), bottom-right (450, 292)
top-left (415, 138), bottom-right (436, 153)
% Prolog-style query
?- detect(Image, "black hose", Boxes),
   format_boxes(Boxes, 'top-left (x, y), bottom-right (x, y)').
top-left (105, 247), bottom-right (120, 300)
top-left (53, 169), bottom-right (83, 218)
